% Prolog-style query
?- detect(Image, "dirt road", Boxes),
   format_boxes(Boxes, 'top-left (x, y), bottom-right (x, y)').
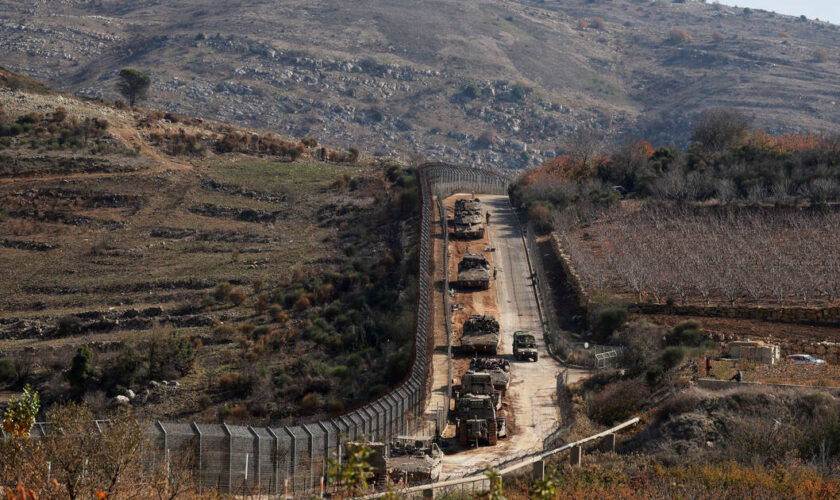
top-left (438, 194), bottom-right (588, 478)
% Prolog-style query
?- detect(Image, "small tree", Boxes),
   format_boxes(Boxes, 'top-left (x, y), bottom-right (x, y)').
top-left (68, 345), bottom-right (95, 390)
top-left (116, 68), bottom-right (151, 107)
top-left (668, 28), bottom-right (692, 44)
top-left (326, 440), bottom-right (375, 498)
top-left (692, 107), bottom-right (750, 152)
top-left (1, 385), bottom-right (40, 437)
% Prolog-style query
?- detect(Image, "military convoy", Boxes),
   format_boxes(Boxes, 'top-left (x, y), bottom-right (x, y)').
top-left (454, 253), bottom-right (491, 289)
top-left (513, 331), bottom-right (539, 362)
top-left (453, 198), bottom-right (485, 239)
top-left (460, 314), bottom-right (500, 355)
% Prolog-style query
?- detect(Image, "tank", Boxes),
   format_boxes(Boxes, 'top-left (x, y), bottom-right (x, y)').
top-left (455, 253), bottom-right (491, 289)
top-left (455, 394), bottom-right (506, 446)
top-left (387, 436), bottom-right (442, 485)
top-left (469, 358), bottom-right (510, 394)
top-left (453, 199), bottom-right (485, 239)
top-left (513, 331), bottom-right (539, 362)
top-left (461, 314), bottom-right (500, 355)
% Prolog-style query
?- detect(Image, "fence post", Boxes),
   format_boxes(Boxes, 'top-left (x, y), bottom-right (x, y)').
top-left (221, 423), bottom-right (233, 493)
top-left (600, 433), bottom-right (616, 452)
top-left (248, 426), bottom-right (260, 492)
top-left (303, 424), bottom-right (315, 492)
top-left (570, 445), bottom-right (583, 466)
top-left (532, 460), bottom-right (545, 480)
top-left (283, 427), bottom-right (296, 494)
top-left (267, 427), bottom-right (280, 495)
top-left (192, 422), bottom-right (203, 493)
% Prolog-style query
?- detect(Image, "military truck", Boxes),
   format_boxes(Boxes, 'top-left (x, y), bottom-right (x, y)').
top-left (388, 436), bottom-right (442, 484)
top-left (453, 199), bottom-right (485, 239)
top-left (513, 331), bottom-right (539, 362)
top-left (455, 394), bottom-right (506, 446)
top-left (469, 358), bottom-right (510, 394)
top-left (458, 370), bottom-right (501, 409)
top-left (460, 315), bottom-right (500, 355)
top-left (455, 253), bottom-right (491, 289)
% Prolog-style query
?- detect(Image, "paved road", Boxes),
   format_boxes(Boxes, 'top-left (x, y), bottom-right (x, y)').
top-left (439, 194), bottom-right (588, 477)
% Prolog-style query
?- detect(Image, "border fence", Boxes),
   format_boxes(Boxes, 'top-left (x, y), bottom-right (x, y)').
top-left (3, 164), bottom-right (512, 498)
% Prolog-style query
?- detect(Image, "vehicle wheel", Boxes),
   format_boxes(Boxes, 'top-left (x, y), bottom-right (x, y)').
top-left (487, 419), bottom-right (498, 445)
top-left (459, 421), bottom-right (468, 446)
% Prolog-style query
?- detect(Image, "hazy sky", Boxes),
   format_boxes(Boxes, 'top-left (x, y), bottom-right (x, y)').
top-left (717, 1), bottom-right (840, 24)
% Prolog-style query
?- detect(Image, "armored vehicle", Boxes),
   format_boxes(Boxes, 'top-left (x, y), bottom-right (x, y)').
top-left (461, 315), bottom-right (500, 355)
top-left (455, 394), bottom-right (506, 446)
top-left (455, 253), bottom-right (491, 289)
top-left (453, 199), bottom-right (484, 239)
top-left (469, 358), bottom-right (510, 394)
top-left (388, 436), bottom-right (442, 484)
top-left (458, 370), bottom-right (501, 409)
top-left (513, 331), bottom-right (539, 362)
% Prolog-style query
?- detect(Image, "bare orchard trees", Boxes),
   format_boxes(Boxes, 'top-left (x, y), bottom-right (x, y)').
top-left (561, 206), bottom-right (840, 306)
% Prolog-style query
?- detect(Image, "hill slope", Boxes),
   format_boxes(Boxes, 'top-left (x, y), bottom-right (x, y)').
top-left (2, 0), bottom-right (839, 169)
top-left (0, 82), bottom-right (419, 424)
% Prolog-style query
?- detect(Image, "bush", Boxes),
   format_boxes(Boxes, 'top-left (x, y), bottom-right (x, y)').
top-left (217, 371), bottom-right (252, 396)
top-left (646, 363), bottom-right (665, 386)
top-left (713, 31), bottom-right (725, 42)
top-left (0, 358), bottom-right (15, 384)
top-left (147, 332), bottom-right (196, 380)
top-left (214, 281), bottom-right (233, 301)
top-left (301, 392), bottom-right (320, 413)
top-left (668, 28), bottom-right (692, 44)
top-left (812, 49), bottom-right (829, 63)
top-left (462, 84), bottom-right (480, 99)
top-left (590, 17), bottom-right (605, 29)
top-left (593, 308), bottom-right (627, 342)
top-left (68, 345), bottom-right (95, 389)
top-left (214, 324), bottom-right (236, 339)
top-left (588, 379), bottom-right (650, 425)
top-left (669, 320), bottom-right (703, 346)
top-left (660, 346), bottom-right (686, 370)
top-left (228, 288), bottom-right (247, 306)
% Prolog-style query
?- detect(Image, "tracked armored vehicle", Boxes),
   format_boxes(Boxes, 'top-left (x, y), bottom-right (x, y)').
top-left (455, 394), bottom-right (506, 446)
top-left (458, 370), bottom-right (501, 409)
top-left (460, 314), bottom-right (500, 355)
top-left (453, 198), bottom-right (485, 239)
top-left (388, 436), bottom-right (442, 484)
top-left (455, 253), bottom-right (491, 289)
top-left (513, 331), bottom-right (539, 361)
top-left (469, 358), bottom-right (510, 394)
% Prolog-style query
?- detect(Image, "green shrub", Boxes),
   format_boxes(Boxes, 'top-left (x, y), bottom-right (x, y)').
top-left (147, 332), bottom-right (196, 380)
top-left (646, 363), bottom-right (665, 386)
top-left (660, 346), bottom-right (686, 370)
top-left (593, 308), bottom-right (628, 342)
top-left (68, 345), bottom-right (95, 389)
top-left (669, 320), bottom-right (703, 346)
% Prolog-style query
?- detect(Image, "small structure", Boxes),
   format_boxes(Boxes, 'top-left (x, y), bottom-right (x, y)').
top-left (726, 340), bottom-right (781, 365)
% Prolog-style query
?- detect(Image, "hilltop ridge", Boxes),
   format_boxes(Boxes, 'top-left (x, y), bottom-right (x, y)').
top-left (2, 0), bottom-right (839, 169)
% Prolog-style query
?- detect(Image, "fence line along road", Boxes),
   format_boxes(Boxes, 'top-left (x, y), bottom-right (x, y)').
top-left (3, 164), bottom-right (512, 498)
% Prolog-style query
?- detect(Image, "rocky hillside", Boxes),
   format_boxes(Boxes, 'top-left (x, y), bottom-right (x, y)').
top-left (2, 0), bottom-right (839, 169)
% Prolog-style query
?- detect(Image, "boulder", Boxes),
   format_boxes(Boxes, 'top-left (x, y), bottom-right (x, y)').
top-left (112, 395), bottom-right (130, 406)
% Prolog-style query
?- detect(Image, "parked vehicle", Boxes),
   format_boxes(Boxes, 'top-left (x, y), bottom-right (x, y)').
top-left (469, 358), bottom-right (510, 394)
top-left (787, 354), bottom-right (826, 365)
